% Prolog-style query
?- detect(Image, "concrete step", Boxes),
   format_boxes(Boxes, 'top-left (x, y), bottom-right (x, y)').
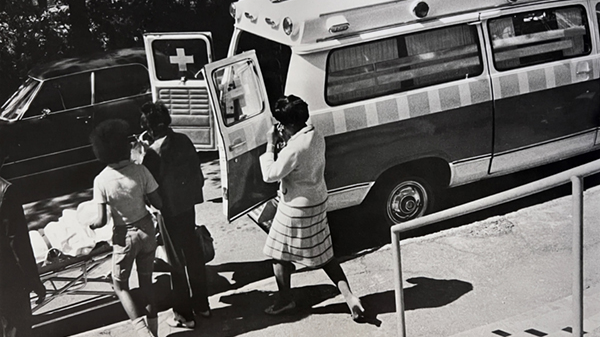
top-left (451, 285), bottom-right (600, 337)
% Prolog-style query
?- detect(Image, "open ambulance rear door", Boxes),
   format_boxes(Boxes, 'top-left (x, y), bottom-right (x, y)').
top-left (143, 33), bottom-right (217, 151)
top-left (203, 51), bottom-right (278, 225)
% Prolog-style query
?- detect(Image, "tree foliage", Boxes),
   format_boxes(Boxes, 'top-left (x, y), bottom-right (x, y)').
top-left (0, 0), bottom-right (233, 102)
top-left (0, 1), bottom-right (70, 101)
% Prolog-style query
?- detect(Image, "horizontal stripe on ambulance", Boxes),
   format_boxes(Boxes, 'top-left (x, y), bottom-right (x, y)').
top-left (312, 79), bottom-right (491, 137)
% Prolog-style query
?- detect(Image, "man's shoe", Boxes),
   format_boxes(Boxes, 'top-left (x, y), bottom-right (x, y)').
top-left (166, 316), bottom-right (196, 329)
top-left (197, 309), bottom-right (211, 318)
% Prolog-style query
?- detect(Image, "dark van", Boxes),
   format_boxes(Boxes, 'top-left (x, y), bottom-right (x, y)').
top-left (0, 48), bottom-right (152, 197)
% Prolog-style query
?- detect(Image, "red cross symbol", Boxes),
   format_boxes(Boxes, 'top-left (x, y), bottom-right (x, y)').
top-left (169, 48), bottom-right (194, 72)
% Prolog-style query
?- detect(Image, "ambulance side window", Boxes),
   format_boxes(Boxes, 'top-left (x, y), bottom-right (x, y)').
top-left (488, 5), bottom-right (591, 71)
top-left (325, 24), bottom-right (483, 106)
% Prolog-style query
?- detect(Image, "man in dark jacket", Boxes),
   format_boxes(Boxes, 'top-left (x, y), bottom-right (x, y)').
top-left (0, 149), bottom-right (46, 337)
top-left (140, 101), bottom-right (209, 329)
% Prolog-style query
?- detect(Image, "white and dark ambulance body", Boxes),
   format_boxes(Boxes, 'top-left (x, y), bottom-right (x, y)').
top-left (145, 0), bottom-right (600, 230)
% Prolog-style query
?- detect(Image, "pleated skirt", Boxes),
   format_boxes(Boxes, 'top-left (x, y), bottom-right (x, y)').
top-left (263, 199), bottom-right (334, 268)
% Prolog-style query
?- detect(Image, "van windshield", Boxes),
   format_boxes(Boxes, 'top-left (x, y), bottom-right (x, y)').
top-left (235, 31), bottom-right (291, 109)
top-left (0, 78), bottom-right (41, 121)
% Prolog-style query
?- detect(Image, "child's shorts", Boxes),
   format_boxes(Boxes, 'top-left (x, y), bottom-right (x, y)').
top-left (111, 214), bottom-right (156, 282)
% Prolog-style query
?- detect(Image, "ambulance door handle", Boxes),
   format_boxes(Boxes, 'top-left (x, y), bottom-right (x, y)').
top-left (576, 68), bottom-right (591, 75)
top-left (576, 61), bottom-right (591, 80)
top-left (229, 139), bottom-right (246, 151)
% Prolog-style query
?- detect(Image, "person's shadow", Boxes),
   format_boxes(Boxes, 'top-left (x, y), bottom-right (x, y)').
top-left (33, 274), bottom-right (173, 336)
top-left (33, 257), bottom-right (471, 337)
top-left (311, 277), bottom-right (473, 327)
top-left (32, 260), bottom-right (277, 336)
top-left (166, 276), bottom-right (472, 336)
top-left (167, 284), bottom-right (341, 337)
top-left (205, 260), bottom-right (274, 296)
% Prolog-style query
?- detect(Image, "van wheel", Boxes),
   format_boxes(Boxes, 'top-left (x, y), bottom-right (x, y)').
top-left (370, 175), bottom-right (436, 227)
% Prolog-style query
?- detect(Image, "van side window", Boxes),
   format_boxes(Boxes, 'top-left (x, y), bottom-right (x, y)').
top-left (25, 73), bottom-right (91, 118)
top-left (488, 5), bottom-right (591, 71)
top-left (326, 24), bottom-right (483, 106)
top-left (95, 65), bottom-right (150, 103)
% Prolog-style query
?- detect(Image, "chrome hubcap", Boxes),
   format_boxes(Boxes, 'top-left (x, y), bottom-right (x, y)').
top-left (387, 181), bottom-right (428, 223)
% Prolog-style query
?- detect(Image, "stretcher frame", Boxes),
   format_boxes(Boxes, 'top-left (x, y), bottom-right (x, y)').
top-left (29, 212), bottom-right (163, 326)
top-left (31, 243), bottom-right (115, 318)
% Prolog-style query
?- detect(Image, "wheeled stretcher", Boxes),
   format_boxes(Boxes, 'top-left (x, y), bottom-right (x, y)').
top-left (29, 202), bottom-right (116, 320)
top-left (29, 144), bottom-right (159, 325)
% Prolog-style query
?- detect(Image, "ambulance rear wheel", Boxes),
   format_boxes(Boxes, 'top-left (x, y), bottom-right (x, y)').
top-left (371, 175), bottom-right (436, 227)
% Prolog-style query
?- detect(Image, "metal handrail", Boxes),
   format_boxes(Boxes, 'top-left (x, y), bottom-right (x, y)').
top-left (391, 158), bottom-right (600, 337)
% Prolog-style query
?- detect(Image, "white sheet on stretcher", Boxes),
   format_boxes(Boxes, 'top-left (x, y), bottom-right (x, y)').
top-left (30, 231), bottom-right (49, 264)
top-left (29, 201), bottom-right (113, 264)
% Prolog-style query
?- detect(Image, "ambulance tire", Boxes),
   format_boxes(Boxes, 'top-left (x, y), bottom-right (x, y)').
top-left (369, 174), bottom-right (437, 229)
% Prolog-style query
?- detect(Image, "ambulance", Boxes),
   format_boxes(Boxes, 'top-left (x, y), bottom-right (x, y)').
top-left (144, 0), bottom-right (600, 230)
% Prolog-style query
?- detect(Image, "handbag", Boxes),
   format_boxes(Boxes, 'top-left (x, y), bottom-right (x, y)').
top-left (195, 224), bottom-right (215, 263)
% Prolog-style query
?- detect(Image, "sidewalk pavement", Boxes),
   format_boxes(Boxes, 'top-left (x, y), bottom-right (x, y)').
top-left (73, 185), bottom-right (600, 337)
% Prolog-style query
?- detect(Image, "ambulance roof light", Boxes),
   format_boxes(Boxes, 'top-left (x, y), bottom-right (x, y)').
top-left (412, 1), bottom-right (429, 19)
top-left (229, 3), bottom-right (235, 18)
top-left (283, 17), bottom-right (294, 35)
top-left (244, 11), bottom-right (258, 23)
top-left (229, 3), bottom-right (241, 21)
top-left (265, 17), bottom-right (279, 28)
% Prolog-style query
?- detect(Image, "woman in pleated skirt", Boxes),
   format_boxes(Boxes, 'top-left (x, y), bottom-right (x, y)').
top-left (259, 95), bottom-right (364, 320)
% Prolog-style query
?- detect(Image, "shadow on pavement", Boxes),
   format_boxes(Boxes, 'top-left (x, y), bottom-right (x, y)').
top-left (403, 277), bottom-right (473, 310)
top-left (168, 285), bottom-right (340, 337)
top-left (34, 271), bottom-right (472, 337)
top-left (33, 274), bottom-right (173, 337)
top-left (206, 260), bottom-right (274, 296)
top-left (311, 277), bottom-right (472, 328)
top-left (32, 260), bottom-right (276, 337)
